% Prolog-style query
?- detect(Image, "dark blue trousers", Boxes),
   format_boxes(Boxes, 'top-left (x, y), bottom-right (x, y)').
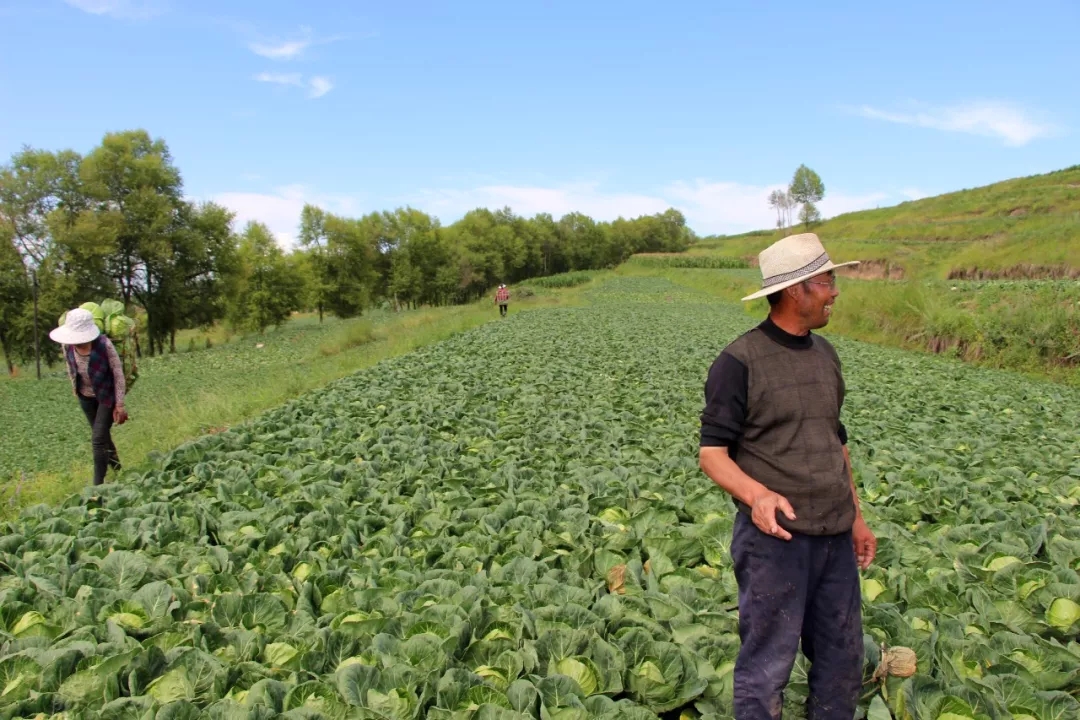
top-left (731, 512), bottom-right (863, 720)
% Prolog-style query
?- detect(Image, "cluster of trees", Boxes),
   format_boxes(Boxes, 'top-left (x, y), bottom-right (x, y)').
top-left (768, 164), bottom-right (826, 230)
top-left (0, 130), bottom-right (695, 374)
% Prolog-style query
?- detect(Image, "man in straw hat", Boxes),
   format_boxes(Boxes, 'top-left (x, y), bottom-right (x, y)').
top-left (698, 232), bottom-right (876, 719)
top-left (50, 308), bottom-right (128, 486)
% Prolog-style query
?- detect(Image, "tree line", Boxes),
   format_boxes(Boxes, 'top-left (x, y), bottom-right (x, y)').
top-left (0, 130), bottom-right (695, 374)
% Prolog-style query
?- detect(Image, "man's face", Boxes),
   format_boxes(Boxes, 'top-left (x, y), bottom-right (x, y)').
top-left (795, 270), bottom-right (839, 329)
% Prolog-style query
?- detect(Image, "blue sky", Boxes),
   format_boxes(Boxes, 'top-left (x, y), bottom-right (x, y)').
top-left (1, 0), bottom-right (1077, 244)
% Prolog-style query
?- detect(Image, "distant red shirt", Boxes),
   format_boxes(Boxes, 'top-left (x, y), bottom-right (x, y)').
top-left (495, 287), bottom-right (510, 303)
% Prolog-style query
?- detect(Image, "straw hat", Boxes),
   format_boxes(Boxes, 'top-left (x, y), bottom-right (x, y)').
top-left (742, 232), bottom-right (860, 301)
top-left (49, 308), bottom-right (101, 345)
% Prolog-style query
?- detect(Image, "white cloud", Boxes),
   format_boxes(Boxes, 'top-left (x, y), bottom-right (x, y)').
top-left (663, 181), bottom-right (784, 233)
top-left (211, 185), bottom-right (360, 248)
top-left (63, 0), bottom-right (165, 19)
top-left (855, 101), bottom-right (1055, 147)
top-left (250, 33), bottom-right (312, 60)
top-left (248, 26), bottom-right (346, 60)
top-left (308, 76), bottom-right (334, 99)
top-left (253, 73), bottom-right (333, 99)
top-left (254, 72), bottom-right (303, 87)
top-left (900, 187), bottom-right (928, 201)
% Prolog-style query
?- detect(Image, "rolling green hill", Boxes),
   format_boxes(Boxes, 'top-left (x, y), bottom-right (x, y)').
top-left (694, 164), bottom-right (1080, 278)
top-left (620, 165), bottom-right (1080, 382)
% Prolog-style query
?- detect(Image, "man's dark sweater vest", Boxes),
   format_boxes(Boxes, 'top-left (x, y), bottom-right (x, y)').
top-left (725, 327), bottom-right (854, 535)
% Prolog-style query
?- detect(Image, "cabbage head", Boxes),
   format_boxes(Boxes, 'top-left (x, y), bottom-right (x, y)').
top-left (79, 302), bottom-right (105, 331)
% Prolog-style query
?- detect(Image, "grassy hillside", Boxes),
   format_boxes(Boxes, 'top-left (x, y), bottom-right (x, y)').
top-left (630, 166), bottom-right (1080, 381)
top-left (694, 164), bottom-right (1080, 278)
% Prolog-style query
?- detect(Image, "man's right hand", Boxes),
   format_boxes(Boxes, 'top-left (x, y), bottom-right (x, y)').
top-left (699, 447), bottom-right (797, 541)
top-left (750, 490), bottom-right (797, 541)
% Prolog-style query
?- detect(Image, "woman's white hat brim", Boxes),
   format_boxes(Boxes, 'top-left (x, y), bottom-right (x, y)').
top-left (49, 325), bottom-right (100, 345)
top-left (49, 309), bottom-right (101, 345)
top-left (741, 259), bottom-right (860, 301)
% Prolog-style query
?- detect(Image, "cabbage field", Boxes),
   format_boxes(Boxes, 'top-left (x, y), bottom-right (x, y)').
top-left (1, 277), bottom-right (1079, 720)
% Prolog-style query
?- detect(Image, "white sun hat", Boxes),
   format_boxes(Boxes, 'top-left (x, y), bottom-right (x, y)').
top-left (49, 308), bottom-right (101, 345)
top-left (741, 232), bottom-right (860, 301)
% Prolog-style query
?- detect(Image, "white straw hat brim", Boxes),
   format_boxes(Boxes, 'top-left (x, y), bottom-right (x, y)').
top-left (741, 260), bottom-right (860, 301)
top-left (49, 324), bottom-right (100, 345)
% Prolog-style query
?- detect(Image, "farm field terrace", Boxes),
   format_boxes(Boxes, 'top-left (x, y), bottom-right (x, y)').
top-left (1, 277), bottom-right (1079, 719)
top-left (0, 289), bottom-right (577, 510)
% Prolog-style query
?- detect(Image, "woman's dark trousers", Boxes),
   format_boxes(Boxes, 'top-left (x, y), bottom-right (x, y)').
top-left (78, 396), bottom-right (119, 485)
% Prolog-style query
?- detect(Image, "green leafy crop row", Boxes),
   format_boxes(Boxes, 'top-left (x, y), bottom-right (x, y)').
top-left (625, 255), bottom-right (749, 270)
top-left (1, 278), bottom-right (1078, 719)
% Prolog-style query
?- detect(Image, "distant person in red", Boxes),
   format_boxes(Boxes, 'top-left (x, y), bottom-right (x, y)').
top-left (495, 284), bottom-right (510, 317)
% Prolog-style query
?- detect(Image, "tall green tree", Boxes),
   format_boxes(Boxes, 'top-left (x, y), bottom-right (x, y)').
top-left (298, 204), bottom-right (331, 322)
top-left (558, 212), bottom-right (610, 270)
top-left (325, 213), bottom-right (378, 317)
top-left (78, 130), bottom-right (186, 354)
top-left (0, 148), bottom-right (70, 269)
top-left (300, 206), bottom-right (379, 319)
top-left (789, 164), bottom-right (825, 229)
top-left (449, 208), bottom-right (525, 295)
top-left (0, 230), bottom-right (29, 375)
top-left (525, 213), bottom-right (566, 276)
top-left (0, 147), bottom-right (95, 370)
top-left (228, 222), bottom-right (303, 332)
top-left (153, 201), bottom-right (239, 352)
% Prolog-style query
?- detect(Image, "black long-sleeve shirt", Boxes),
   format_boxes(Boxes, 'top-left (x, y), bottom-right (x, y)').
top-left (700, 317), bottom-right (848, 454)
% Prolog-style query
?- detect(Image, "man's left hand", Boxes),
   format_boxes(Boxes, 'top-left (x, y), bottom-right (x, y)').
top-left (852, 516), bottom-right (876, 570)
top-left (113, 406), bottom-right (129, 425)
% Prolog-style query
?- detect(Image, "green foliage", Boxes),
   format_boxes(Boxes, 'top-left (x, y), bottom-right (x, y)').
top-left (798, 201), bottom-right (821, 228)
top-left (299, 207), bottom-right (379, 319)
top-left (0, 134), bottom-right (239, 362)
top-left (1, 277), bottom-right (1078, 718)
top-left (2, 130), bottom-right (693, 369)
top-left (0, 231), bottom-right (30, 374)
top-left (529, 271), bottom-right (594, 289)
top-left (317, 320), bottom-right (376, 356)
top-left (226, 223), bottom-right (304, 333)
top-left (625, 254), bottom-right (749, 270)
top-left (790, 164), bottom-right (825, 229)
top-left (912, 280), bottom-right (1080, 370)
top-left (789, 164), bottom-right (825, 205)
